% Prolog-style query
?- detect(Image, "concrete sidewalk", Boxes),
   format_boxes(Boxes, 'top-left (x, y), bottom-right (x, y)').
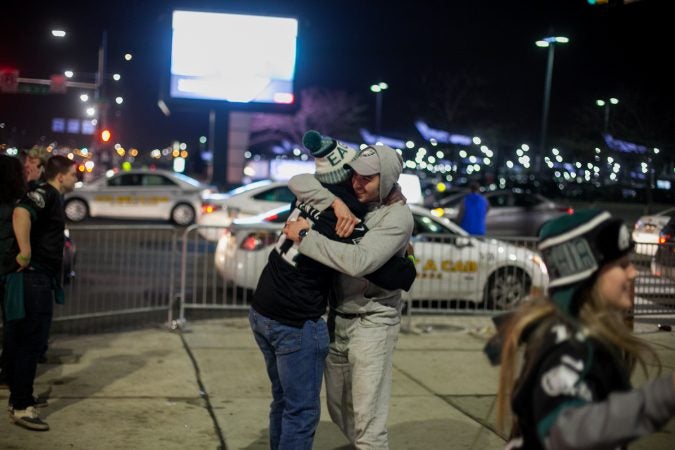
top-left (2, 314), bottom-right (674, 449)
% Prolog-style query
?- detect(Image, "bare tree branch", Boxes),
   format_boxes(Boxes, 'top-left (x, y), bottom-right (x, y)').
top-left (249, 87), bottom-right (368, 147)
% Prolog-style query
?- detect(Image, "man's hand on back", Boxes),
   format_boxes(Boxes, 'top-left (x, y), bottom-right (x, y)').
top-left (284, 217), bottom-right (311, 243)
top-left (331, 197), bottom-right (359, 238)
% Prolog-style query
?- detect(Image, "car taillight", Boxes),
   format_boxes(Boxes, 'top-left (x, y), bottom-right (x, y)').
top-left (560, 207), bottom-right (574, 215)
top-left (201, 203), bottom-right (222, 214)
top-left (240, 232), bottom-right (278, 251)
top-left (659, 234), bottom-right (671, 245)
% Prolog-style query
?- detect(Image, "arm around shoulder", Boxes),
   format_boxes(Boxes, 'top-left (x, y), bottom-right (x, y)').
top-left (298, 204), bottom-right (413, 277)
top-left (288, 173), bottom-right (336, 210)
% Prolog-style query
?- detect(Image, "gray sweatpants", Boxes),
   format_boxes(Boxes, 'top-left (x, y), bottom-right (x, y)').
top-left (324, 314), bottom-right (400, 450)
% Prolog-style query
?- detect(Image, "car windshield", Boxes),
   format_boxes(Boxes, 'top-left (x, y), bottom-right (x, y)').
top-left (413, 213), bottom-right (453, 235)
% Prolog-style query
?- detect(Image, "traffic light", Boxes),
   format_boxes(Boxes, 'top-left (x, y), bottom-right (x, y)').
top-left (100, 129), bottom-right (111, 143)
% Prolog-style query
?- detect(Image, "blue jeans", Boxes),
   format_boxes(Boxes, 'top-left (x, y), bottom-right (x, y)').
top-left (4, 271), bottom-right (54, 409)
top-left (249, 308), bottom-right (329, 450)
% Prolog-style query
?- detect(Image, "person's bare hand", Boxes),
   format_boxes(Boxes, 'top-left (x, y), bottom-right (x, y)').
top-left (15, 254), bottom-right (30, 270)
top-left (284, 217), bottom-right (310, 243)
top-left (332, 198), bottom-right (359, 238)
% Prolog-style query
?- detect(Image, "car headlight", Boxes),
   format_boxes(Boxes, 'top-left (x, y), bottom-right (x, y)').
top-left (431, 208), bottom-right (445, 217)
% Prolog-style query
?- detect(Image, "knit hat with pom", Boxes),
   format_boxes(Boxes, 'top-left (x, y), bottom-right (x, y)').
top-left (302, 130), bottom-right (359, 184)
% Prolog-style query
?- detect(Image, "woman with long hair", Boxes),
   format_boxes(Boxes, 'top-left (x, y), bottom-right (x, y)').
top-left (1, 154), bottom-right (27, 274)
top-left (0, 154), bottom-right (28, 386)
top-left (496, 209), bottom-right (675, 449)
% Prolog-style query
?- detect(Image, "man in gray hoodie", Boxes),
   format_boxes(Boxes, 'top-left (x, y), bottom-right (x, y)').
top-left (284, 144), bottom-right (413, 449)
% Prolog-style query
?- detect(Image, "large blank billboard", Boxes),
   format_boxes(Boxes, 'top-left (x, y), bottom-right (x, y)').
top-left (169, 10), bottom-right (298, 110)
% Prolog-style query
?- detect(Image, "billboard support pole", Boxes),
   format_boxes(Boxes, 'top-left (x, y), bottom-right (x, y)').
top-left (211, 110), bottom-right (229, 190)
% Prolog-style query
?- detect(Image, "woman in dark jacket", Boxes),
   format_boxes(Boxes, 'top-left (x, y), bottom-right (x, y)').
top-left (0, 154), bottom-right (28, 386)
top-left (496, 209), bottom-right (675, 449)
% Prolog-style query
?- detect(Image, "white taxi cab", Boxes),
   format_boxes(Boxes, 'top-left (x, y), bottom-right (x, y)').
top-left (214, 204), bottom-right (549, 310)
top-left (64, 169), bottom-right (214, 225)
top-left (632, 206), bottom-right (675, 256)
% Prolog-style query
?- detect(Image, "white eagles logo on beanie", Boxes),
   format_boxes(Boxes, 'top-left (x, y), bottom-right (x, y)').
top-left (617, 224), bottom-right (630, 251)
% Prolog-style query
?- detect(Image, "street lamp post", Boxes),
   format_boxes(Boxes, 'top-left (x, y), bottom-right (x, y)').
top-left (370, 81), bottom-right (388, 134)
top-left (594, 97), bottom-right (618, 184)
top-left (595, 97), bottom-right (619, 134)
top-left (535, 35), bottom-right (569, 173)
top-left (51, 28), bottom-right (110, 133)
top-left (51, 28), bottom-right (127, 172)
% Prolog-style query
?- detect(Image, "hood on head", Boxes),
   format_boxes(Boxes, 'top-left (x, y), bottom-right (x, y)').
top-left (346, 144), bottom-right (402, 204)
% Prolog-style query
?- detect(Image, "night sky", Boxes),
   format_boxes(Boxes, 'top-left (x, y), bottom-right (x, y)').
top-left (1, 0), bottom-right (672, 153)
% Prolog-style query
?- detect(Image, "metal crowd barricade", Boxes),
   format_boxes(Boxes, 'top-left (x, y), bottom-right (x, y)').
top-left (54, 225), bottom-right (178, 334)
top-left (12, 225), bottom-right (671, 334)
top-left (174, 224), bottom-right (255, 327)
top-left (632, 242), bottom-right (675, 322)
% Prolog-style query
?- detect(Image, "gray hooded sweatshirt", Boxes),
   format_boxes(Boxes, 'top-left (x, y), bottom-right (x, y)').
top-left (288, 144), bottom-right (414, 324)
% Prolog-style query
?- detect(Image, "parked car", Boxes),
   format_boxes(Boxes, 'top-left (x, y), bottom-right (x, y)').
top-left (651, 216), bottom-right (675, 280)
top-left (423, 185), bottom-right (469, 209)
top-left (214, 204), bottom-right (549, 310)
top-left (200, 175), bottom-right (424, 241)
top-left (431, 188), bottom-right (573, 237)
top-left (198, 180), bottom-right (296, 241)
top-left (632, 206), bottom-right (675, 256)
top-left (64, 169), bottom-right (214, 226)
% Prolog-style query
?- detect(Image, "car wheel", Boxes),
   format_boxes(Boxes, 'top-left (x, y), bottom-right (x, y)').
top-left (171, 203), bottom-right (196, 226)
top-left (484, 267), bottom-right (531, 310)
top-left (65, 198), bottom-right (88, 222)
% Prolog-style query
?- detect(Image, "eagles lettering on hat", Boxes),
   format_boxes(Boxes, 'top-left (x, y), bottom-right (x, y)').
top-left (345, 146), bottom-right (380, 176)
top-left (303, 130), bottom-right (358, 184)
top-left (538, 208), bottom-right (635, 315)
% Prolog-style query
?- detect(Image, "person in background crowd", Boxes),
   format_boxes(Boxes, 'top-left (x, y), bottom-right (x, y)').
top-left (22, 146), bottom-right (50, 187)
top-left (5, 155), bottom-right (77, 431)
top-left (494, 209), bottom-right (675, 449)
top-left (284, 144), bottom-right (413, 449)
top-left (22, 146), bottom-right (52, 363)
top-left (457, 181), bottom-right (489, 236)
top-left (0, 154), bottom-right (28, 389)
top-left (250, 131), bottom-right (415, 449)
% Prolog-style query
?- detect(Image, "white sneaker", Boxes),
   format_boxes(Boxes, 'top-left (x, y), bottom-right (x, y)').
top-left (7, 396), bottom-right (49, 412)
top-left (10, 405), bottom-right (49, 431)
